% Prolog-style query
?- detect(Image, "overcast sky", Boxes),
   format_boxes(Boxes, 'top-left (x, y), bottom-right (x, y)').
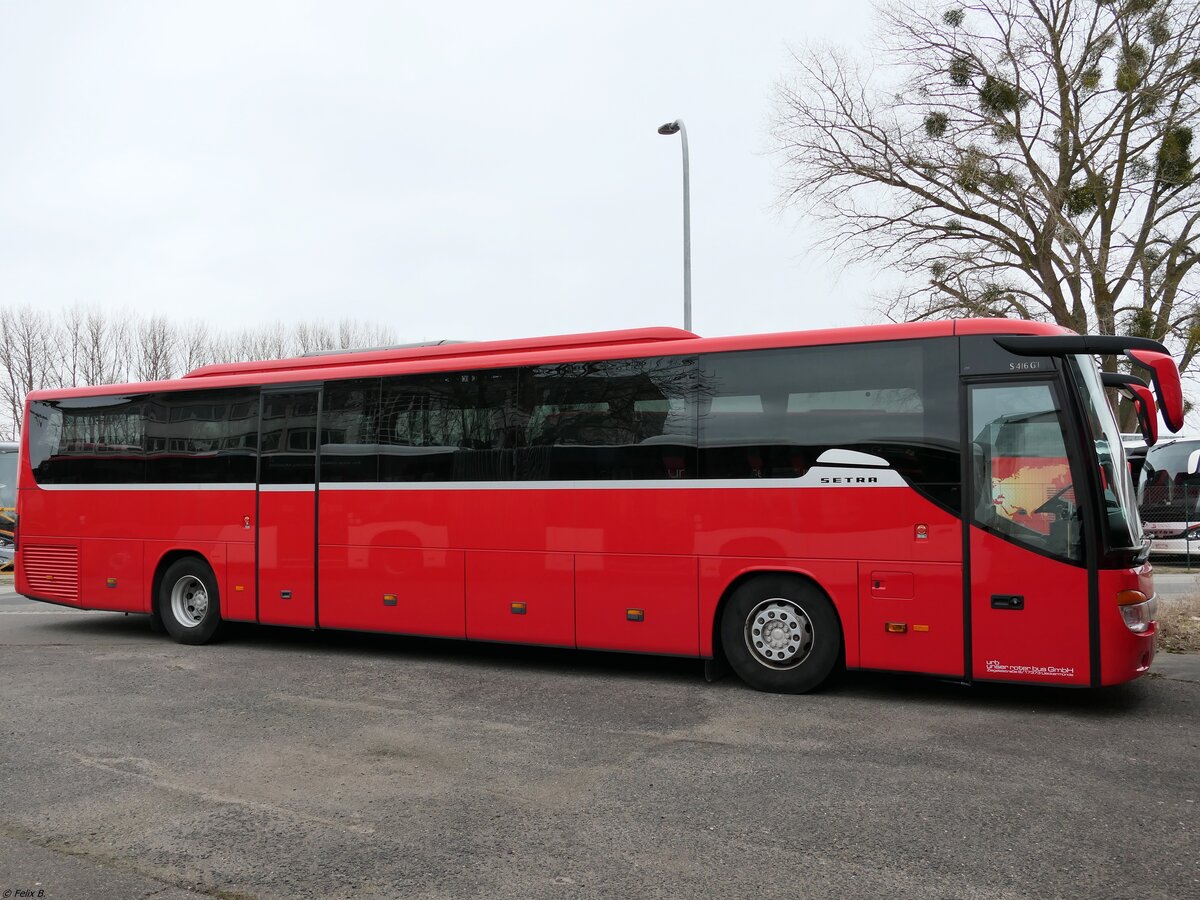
top-left (0, 0), bottom-right (885, 343)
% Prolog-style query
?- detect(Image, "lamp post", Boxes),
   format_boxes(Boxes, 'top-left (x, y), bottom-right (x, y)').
top-left (657, 119), bottom-right (691, 332)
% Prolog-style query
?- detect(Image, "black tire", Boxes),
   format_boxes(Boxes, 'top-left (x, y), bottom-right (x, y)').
top-left (719, 575), bottom-right (842, 694)
top-left (158, 557), bottom-right (222, 645)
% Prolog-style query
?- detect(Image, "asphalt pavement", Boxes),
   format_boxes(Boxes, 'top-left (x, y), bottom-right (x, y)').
top-left (0, 582), bottom-right (1196, 899)
top-left (1151, 569), bottom-right (1200, 599)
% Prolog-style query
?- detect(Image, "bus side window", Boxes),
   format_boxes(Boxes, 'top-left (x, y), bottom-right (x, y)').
top-left (697, 339), bottom-right (959, 510)
top-left (519, 357), bottom-right (697, 481)
top-left (378, 370), bottom-right (519, 482)
top-left (320, 378), bottom-right (381, 483)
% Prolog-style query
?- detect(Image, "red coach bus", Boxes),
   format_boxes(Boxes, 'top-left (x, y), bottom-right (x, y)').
top-left (12, 319), bottom-right (1183, 692)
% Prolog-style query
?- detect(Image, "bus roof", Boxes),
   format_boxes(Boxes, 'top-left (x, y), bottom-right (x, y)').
top-left (26, 317), bottom-right (1071, 402)
top-left (183, 326), bottom-right (699, 380)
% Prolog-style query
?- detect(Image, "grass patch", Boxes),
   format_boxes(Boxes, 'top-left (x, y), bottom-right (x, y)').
top-left (1158, 596), bottom-right (1200, 653)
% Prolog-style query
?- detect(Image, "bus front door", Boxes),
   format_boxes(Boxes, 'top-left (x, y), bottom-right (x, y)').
top-left (256, 388), bottom-right (320, 628)
top-left (966, 382), bottom-right (1091, 686)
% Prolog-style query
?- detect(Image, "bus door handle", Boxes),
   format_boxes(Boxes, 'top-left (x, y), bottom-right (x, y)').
top-left (991, 594), bottom-right (1024, 610)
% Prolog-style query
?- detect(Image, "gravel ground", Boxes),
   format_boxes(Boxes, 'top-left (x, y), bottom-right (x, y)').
top-left (0, 587), bottom-right (1196, 900)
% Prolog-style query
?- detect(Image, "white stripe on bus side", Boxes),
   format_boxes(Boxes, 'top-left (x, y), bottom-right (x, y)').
top-left (31, 467), bottom-right (908, 491)
top-left (35, 482), bottom-right (258, 492)
top-left (319, 469), bottom-right (906, 490)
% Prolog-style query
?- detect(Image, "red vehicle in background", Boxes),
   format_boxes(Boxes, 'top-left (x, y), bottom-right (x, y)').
top-left (12, 319), bottom-right (1181, 692)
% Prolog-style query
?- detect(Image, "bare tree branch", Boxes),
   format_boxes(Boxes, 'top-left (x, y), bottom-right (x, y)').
top-left (773, 0), bottom-right (1200, 361)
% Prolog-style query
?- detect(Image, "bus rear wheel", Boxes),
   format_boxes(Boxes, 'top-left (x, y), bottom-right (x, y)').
top-left (720, 575), bottom-right (841, 694)
top-left (159, 557), bottom-right (222, 645)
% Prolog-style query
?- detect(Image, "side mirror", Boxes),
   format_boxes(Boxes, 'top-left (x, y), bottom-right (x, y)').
top-left (1128, 349), bottom-right (1185, 433)
top-left (1129, 384), bottom-right (1159, 447)
top-left (1102, 372), bottom-right (1159, 447)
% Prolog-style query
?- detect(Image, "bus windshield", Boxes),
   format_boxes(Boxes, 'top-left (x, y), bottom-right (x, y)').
top-left (1139, 438), bottom-right (1200, 520)
top-left (1070, 358), bottom-right (1142, 550)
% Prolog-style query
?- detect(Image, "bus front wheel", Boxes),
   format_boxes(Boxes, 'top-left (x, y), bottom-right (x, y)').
top-left (719, 575), bottom-right (841, 694)
top-left (159, 557), bottom-right (223, 645)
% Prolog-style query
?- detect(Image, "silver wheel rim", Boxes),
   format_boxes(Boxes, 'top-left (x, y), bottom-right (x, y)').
top-left (170, 575), bottom-right (209, 628)
top-left (744, 598), bottom-right (814, 670)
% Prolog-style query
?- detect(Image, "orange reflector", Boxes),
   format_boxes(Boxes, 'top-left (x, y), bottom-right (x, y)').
top-left (234, 584), bottom-right (245, 592)
top-left (510, 601), bottom-right (527, 615)
top-left (912, 624), bottom-right (929, 632)
top-left (885, 622), bottom-right (907, 633)
top-left (626, 608), bottom-right (645, 622)
top-left (382, 593), bottom-right (398, 606)
top-left (105, 578), bottom-right (117, 588)
top-left (1117, 589), bottom-right (1148, 606)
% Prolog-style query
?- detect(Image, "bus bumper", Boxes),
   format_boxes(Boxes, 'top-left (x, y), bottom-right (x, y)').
top-left (1098, 567), bottom-right (1157, 686)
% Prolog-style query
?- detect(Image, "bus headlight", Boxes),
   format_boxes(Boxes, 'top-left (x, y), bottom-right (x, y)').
top-left (1117, 590), bottom-right (1158, 634)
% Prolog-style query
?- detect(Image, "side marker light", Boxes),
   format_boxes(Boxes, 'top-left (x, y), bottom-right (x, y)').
top-left (510, 602), bottom-right (527, 615)
top-left (383, 593), bottom-right (398, 606)
top-left (626, 608), bottom-right (645, 622)
top-left (1116, 590), bottom-right (1148, 606)
top-left (885, 622), bottom-right (907, 633)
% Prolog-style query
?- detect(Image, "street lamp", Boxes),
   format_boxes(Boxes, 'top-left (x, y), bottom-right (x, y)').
top-left (657, 119), bottom-right (691, 332)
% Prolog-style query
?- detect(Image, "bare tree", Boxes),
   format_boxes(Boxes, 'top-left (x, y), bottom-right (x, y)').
top-left (242, 321), bottom-right (292, 362)
top-left (79, 307), bottom-right (134, 387)
top-left (0, 305), bottom-right (408, 437)
top-left (295, 320), bottom-right (335, 353)
top-left (178, 320), bottom-right (214, 373)
top-left (0, 307), bottom-right (60, 441)
top-left (135, 315), bottom-right (180, 382)
top-left (296, 318), bottom-right (397, 354)
top-left (335, 317), bottom-right (397, 351)
top-left (58, 305), bottom-right (86, 389)
top-left (774, 0), bottom-right (1200, 368)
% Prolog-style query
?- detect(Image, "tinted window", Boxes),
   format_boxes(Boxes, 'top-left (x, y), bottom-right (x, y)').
top-left (698, 339), bottom-right (960, 509)
top-left (519, 356), bottom-right (697, 480)
top-left (378, 369), bottom-right (519, 481)
top-left (259, 389), bottom-right (318, 484)
top-left (144, 389), bottom-right (259, 483)
top-left (320, 378), bottom-right (382, 483)
top-left (28, 396), bottom-right (147, 484)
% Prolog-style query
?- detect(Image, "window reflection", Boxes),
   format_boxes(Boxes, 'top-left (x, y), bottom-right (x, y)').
top-left (970, 384), bottom-right (1082, 561)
